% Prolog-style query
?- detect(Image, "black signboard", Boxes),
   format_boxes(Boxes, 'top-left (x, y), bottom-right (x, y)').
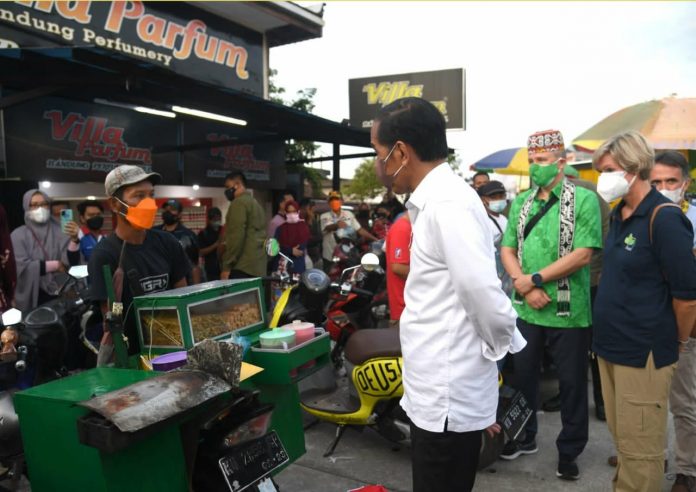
top-left (498, 385), bottom-right (533, 442)
top-left (0, 2), bottom-right (263, 95)
top-left (349, 68), bottom-right (465, 130)
top-left (182, 121), bottom-right (286, 189)
top-left (4, 96), bottom-right (178, 184)
top-left (218, 431), bottom-right (288, 492)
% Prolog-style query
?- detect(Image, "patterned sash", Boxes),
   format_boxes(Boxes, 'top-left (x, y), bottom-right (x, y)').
top-left (515, 179), bottom-right (576, 316)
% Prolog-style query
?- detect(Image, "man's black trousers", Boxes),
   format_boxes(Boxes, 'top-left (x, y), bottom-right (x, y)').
top-left (410, 421), bottom-right (481, 492)
top-left (512, 318), bottom-right (589, 460)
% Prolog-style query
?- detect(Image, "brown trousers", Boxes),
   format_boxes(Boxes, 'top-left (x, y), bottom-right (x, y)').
top-left (598, 353), bottom-right (676, 492)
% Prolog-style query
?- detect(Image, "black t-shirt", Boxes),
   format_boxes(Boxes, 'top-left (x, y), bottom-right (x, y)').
top-left (197, 226), bottom-right (221, 280)
top-left (88, 229), bottom-right (190, 353)
top-left (156, 223), bottom-right (199, 264)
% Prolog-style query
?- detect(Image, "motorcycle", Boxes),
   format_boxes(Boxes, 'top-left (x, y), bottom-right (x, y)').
top-left (327, 226), bottom-right (361, 282)
top-left (0, 266), bottom-right (91, 490)
top-left (266, 246), bottom-right (533, 469)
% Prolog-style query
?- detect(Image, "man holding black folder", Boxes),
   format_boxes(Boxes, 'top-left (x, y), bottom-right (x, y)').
top-left (500, 130), bottom-right (602, 481)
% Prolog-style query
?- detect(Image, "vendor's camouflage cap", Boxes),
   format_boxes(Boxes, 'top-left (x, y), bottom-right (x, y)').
top-left (105, 165), bottom-right (162, 196)
top-left (327, 190), bottom-right (342, 201)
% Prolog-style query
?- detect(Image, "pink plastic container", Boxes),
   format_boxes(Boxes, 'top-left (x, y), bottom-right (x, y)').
top-left (282, 321), bottom-right (316, 369)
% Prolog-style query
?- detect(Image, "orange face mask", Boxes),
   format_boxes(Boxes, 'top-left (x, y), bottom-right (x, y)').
top-left (115, 197), bottom-right (157, 230)
top-left (330, 199), bottom-right (342, 213)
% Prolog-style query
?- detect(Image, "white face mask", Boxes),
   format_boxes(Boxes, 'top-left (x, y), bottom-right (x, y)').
top-left (659, 186), bottom-right (684, 204)
top-left (488, 199), bottom-right (507, 214)
top-left (28, 207), bottom-right (50, 224)
top-left (597, 171), bottom-right (636, 203)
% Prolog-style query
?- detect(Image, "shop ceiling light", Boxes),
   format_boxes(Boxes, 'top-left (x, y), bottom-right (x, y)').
top-left (192, 184), bottom-right (200, 191)
top-left (171, 105), bottom-right (246, 126)
top-left (41, 181), bottom-right (51, 189)
top-left (94, 98), bottom-right (176, 118)
top-left (134, 106), bottom-right (176, 118)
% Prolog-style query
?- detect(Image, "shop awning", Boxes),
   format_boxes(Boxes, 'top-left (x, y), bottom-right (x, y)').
top-left (0, 46), bottom-right (371, 152)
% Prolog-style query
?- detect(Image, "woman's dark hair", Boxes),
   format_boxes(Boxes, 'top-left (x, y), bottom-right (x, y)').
top-left (225, 170), bottom-right (247, 187)
top-left (374, 97), bottom-right (448, 162)
top-left (77, 200), bottom-right (104, 216)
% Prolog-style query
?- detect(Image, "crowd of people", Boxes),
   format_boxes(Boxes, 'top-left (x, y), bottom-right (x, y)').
top-left (0, 98), bottom-right (694, 492)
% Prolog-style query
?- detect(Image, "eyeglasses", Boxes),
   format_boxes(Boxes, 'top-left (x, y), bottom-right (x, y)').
top-left (378, 143), bottom-right (398, 167)
top-left (28, 202), bottom-right (49, 209)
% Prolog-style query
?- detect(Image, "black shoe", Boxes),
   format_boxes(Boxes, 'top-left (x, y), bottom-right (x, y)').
top-left (542, 393), bottom-right (562, 412)
top-left (500, 439), bottom-right (538, 460)
top-left (557, 460), bottom-right (580, 481)
top-left (595, 403), bottom-right (606, 421)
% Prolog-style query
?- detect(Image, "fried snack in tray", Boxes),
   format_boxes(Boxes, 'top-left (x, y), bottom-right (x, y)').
top-left (190, 303), bottom-right (262, 341)
top-left (140, 311), bottom-right (184, 346)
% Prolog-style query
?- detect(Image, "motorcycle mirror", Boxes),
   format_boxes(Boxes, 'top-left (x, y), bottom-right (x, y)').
top-left (264, 238), bottom-right (280, 257)
top-left (360, 253), bottom-right (380, 272)
top-left (68, 265), bottom-right (89, 279)
top-left (1, 308), bottom-right (22, 327)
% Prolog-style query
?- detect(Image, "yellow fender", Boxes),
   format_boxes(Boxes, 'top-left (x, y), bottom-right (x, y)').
top-left (269, 285), bottom-right (295, 328)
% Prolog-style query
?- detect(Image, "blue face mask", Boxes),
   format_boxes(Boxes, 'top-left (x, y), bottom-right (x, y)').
top-left (488, 199), bottom-right (507, 214)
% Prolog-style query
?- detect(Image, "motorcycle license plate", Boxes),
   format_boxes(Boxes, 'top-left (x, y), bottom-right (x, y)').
top-left (499, 389), bottom-right (533, 442)
top-left (218, 431), bottom-right (288, 492)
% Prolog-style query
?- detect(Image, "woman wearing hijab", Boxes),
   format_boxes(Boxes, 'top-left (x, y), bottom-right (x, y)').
top-left (274, 200), bottom-right (311, 274)
top-left (0, 204), bottom-right (16, 313)
top-left (10, 189), bottom-right (78, 311)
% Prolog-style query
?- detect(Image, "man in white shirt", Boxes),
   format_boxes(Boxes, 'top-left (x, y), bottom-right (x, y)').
top-left (319, 190), bottom-right (377, 273)
top-left (479, 180), bottom-right (513, 300)
top-left (371, 97), bottom-right (518, 492)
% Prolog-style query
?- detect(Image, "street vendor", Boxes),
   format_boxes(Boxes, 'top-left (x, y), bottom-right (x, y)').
top-left (88, 165), bottom-right (190, 360)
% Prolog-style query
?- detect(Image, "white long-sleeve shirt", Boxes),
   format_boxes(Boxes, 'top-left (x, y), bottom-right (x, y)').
top-left (400, 163), bottom-right (519, 433)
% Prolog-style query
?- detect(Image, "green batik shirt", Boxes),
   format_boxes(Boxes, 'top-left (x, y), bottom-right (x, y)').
top-left (501, 179), bottom-right (602, 328)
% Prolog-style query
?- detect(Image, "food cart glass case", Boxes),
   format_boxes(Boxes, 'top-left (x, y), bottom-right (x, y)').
top-left (134, 279), bottom-right (267, 354)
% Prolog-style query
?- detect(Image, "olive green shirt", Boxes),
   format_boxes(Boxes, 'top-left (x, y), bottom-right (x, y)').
top-left (501, 179), bottom-right (602, 328)
top-left (222, 192), bottom-right (267, 277)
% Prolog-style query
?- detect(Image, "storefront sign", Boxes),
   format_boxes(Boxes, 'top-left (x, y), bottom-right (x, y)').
top-left (0, 1), bottom-right (263, 95)
top-left (4, 96), bottom-right (177, 183)
top-left (183, 122), bottom-right (286, 189)
top-left (349, 68), bottom-right (465, 130)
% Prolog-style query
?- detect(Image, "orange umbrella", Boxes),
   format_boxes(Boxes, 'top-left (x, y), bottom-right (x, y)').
top-left (573, 97), bottom-right (696, 151)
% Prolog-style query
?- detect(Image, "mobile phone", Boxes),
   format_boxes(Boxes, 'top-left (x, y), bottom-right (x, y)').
top-left (60, 208), bottom-right (73, 232)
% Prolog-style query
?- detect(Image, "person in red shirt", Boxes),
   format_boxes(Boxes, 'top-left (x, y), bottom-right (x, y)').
top-left (385, 212), bottom-right (411, 324)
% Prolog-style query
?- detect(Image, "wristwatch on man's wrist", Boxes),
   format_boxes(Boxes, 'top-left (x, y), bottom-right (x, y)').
top-left (531, 272), bottom-right (544, 288)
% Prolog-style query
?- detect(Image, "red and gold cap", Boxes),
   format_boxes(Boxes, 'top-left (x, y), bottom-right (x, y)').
top-left (527, 129), bottom-right (565, 155)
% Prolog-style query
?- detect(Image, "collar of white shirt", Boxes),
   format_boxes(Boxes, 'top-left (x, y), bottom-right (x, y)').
top-left (406, 162), bottom-right (451, 219)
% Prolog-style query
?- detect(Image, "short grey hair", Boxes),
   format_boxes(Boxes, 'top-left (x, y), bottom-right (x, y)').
top-left (592, 131), bottom-right (654, 180)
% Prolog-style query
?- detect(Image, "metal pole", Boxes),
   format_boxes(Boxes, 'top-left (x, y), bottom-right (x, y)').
top-left (332, 143), bottom-right (340, 191)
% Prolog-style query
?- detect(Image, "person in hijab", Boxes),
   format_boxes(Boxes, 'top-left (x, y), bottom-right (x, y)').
top-left (0, 204), bottom-right (16, 313)
top-left (275, 200), bottom-right (311, 274)
top-left (10, 189), bottom-right (80, 311)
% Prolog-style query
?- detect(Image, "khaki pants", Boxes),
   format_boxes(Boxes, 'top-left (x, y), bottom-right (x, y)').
top-left (670, 338), bottom-right (696, 477)
top-left (598, 353), bottom-right (676, 492)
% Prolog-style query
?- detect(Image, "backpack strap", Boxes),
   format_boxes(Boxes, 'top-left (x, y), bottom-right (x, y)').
top-left (649, 203), bottom-right (682, 245)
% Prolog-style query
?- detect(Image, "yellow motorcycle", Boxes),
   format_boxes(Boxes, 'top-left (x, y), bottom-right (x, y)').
top-left (267, 242), bottom-right (530, 468)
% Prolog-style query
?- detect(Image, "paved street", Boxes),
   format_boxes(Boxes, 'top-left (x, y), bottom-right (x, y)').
top-left (1, 379), bottom-right (678, 492)
top-left (276, 379), bottom-right (679, 492)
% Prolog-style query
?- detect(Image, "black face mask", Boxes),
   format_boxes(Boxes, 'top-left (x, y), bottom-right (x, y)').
top-left (86, 215), bottom-right (104, 231)
top-left (357, 210), bottom-right (370, 219)
top-left (162, 210), bottom-right (179, 226)
top-left (224, 187), bottom-right (237, 202)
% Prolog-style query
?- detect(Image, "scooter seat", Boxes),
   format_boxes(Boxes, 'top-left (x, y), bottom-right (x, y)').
top-left (345, 328), bottom-right (401, 366)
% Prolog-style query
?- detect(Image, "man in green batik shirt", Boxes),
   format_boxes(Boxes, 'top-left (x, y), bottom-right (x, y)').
top-left (499, 129), bottom-right (602, 482)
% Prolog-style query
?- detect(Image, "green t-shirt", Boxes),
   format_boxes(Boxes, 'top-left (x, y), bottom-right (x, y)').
top-left (501, 179), bottom-right (602, 328)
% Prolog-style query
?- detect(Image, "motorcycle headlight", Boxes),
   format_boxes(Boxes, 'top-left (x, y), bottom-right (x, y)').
top-left (24, 306), bottom-right (59, 326)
